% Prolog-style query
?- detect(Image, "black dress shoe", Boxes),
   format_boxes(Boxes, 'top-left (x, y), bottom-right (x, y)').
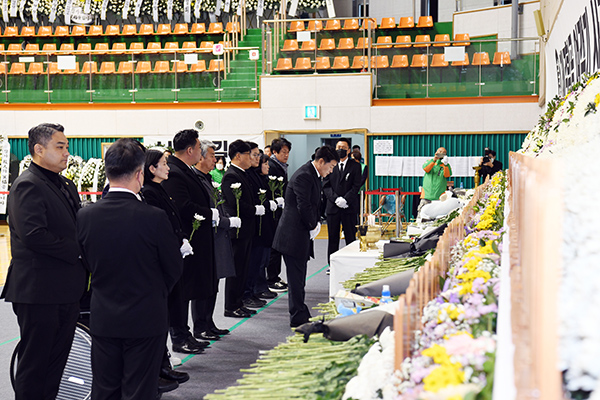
top-left (160, 367), bottom-right (189, 384)
top-left (268, 281), bottom-right (288, 292)
top-left (195, 331), bottom-right (220, 341)
top-left (172, 341), bottom-right (205, 354)
top-left (240, 306), bottom-right (257, 315)
top-left (243, 297), bottom-right (266, 308)
top-left (210, 327), bottom-right (230, 335)
top-left (158, 377), bottom-right (179, 394)
top-left (224, 308), bottom-right (251, 318)
top-left (256, 290), bottom-right (277, 299)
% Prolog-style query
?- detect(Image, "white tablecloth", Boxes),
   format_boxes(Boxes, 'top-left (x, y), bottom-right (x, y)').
top-left (329, 240), bottom-right (387, 297)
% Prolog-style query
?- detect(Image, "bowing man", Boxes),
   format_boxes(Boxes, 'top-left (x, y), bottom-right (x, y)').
top-left (77, 139), bottom-right (183, 400)
top-left (273, 146), bottom-right (339, 328)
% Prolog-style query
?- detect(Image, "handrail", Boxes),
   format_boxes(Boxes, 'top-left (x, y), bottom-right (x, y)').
top-left (371, 36), bottom-right (540, 48)
top-left (0, 46), bottom-right (260, 57)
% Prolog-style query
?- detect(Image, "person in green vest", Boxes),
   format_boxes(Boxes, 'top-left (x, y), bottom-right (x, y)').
top-left (419, 147), bottom-right (452, 213)
top-left (209, 155), bottom-right (226, 187)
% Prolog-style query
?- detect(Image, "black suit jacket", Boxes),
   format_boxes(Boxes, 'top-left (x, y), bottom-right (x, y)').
top-left (77, 191), bottom-right (182, 338)
top-left (272, 161), bottom-right (322, 261)
top-left (162, 155), bottom-right (217, 300)
top-left (221, 165), bottom-right (257, 240)
top-left (1, 163), bottom-right (86, 304)
top-left (323, 158), bottom-right (362, 215)
top-left (267, 157), bottom-right (288, 220)
top-left (141, 181), bottom-right (185, 243)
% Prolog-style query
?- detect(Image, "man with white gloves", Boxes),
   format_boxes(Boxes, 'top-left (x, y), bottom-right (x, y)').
top-left (419, 147), bottom-right (453, 215)
top-left (323, 138), bottom-right (363, 264)
top-left (221, 140), bottom-right (260, 319)
top-left (273, 145), bottom-right (339, 328)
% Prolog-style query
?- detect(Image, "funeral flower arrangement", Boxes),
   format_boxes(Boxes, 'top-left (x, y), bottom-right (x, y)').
top-left (343, 172), bottom-right (506, 400)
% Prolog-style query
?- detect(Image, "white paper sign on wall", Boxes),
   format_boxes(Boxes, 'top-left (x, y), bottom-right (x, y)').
top-left (373, 139), bottom-right (393, 154)
top-left (249, 49), bottom-right (259, 61)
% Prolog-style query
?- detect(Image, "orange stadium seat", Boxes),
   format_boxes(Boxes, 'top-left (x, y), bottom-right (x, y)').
top-left (411, 54), bottom-right (428, 68)
top-left (371, 55), bottom-right (389, 69)
top-left (153, 61), bottom-right (170, 73)
top-left (394, 35), bottom-right (412, 48)
top-left (452, 53), bottom-right (470, 67)
top-left (129, 42), bottom-right (144, 53)
top-left (88, 25), bottom-right (103, 36)
top-left (157, 24), bottom-right (171, 35)
top-left (26, 62), bottom-right (44, 74)
top-left (307, 20), bottom-right (322, 31)
top-left (433, 34), bottom-right (450, 47)
top-left (189, 60), bottom-right (207, 72)
top-left (376, 36), bottom-right (393, 49)
top-left (37, 26), bottom-right (52, 36)
top-left (342, 19), bottom-right (359, 30)
top-left (77, 43), bottom-right (92, 52)
top-left (294, 57), bottom-right (312, 70)
top-left (135, 61), bottom-right (152, 74)
top-left (99, 61), bottom-right (116, 74)
top-left (139, 24), bottom-right (154, 35)
top-left (315, 56), bottom-right (331, 70)
top-left (174, 23), bottom-right (189, 34)
top-left (199, 41), bottom-right (214, 51)
top-left (71, 25), bottom-right (86, 36)
top-left (356, 37), bottom-right (370, 49)
top-left (117, 61), bottom-right (134, 74)
top-left (300, 39), bottom-right (316, 51)
top-left (454, 33), bottom-right (470, 46)
top-left (94, 43), bottom-right (109, 54)
top-left (398, 17), bottom-right (414, 29)
top-left (105, 25), bottom-right (120, 35)
top-left (414, 35), bottom-right (431, 47)
top-left (379, 17), bottom-right (396, 29)
top-left (6, 43), bottom-right (22, 55)
top-left (282, 39), bottom-right (299, 52)
top-left (324, 19), bottom-right (341, 31)
top-left (0, 62), bottom-right (5, 74)
top-left (289, 21), bottom-right (305, 32)
top-left (190, 23), bottom-right (206, 34)
top-left (42, 43), bottom-right (57, 53)
top-left (318, 38), bottom-right (335, 51)
top-left (3, 26), bottom-right (18, 36)
top-left (207, 23), bottom-right (223, 34)
top-left (146, 42), bottom-right (162, 53)
top-left (361, 18), bottom-right (377, 30)
top-left (172, 61), bottom-right (188, 73)
top-left (351, 55), bottom-right (368, 69)
top-left (47, 62), bottom-right (60, 74)
top-left (55, 26), bottom-right (69, 36)
top-left (338, 38), bottom-right (354, 50)
top-left (417, 16), bottom-right (433, 28)
top-left (80, 61), bottom-right (98, 74)
top-left (164, 42), bottom-right (179, 51)
top-left (24, 43), bottom-right (39, 52)
top-left (59, 43), bottom-right (74, 53)
top-left (332, 56), bottom-right (350, 69)
top-left (112, 42), bottom-right (127, 54)
top-left (431, 53), bottom-right (448, 67)
top-left (274, 58), bottom-right (293, 71)
top-left (207, 59), bottom-right (224, 72)
top-left (122, 24), bottom-right (137, 35)
top-left (391, 54), bottom-right (409, 68)
top-left (182, 41), bottom-right (197, 52)
top-left (21, 26), bottom-right (35, 36)
top-left (472, 52), bottom-right (490, 66)
top-left (493, 51), bottom-right (511, 66)
top-left (9, 62), bottom-right (26, 74)
top-left (226, 22), bottom-right (240, 33)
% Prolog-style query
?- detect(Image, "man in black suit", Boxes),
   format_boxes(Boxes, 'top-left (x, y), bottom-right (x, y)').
top-left (162, 129), bottom-right (219, 353)
top-left (273, 146), bottom-right (339, 327)
top-left (323, 138), bottom-right (363, 263)
top-left (1, 123), bottom-right (87, 400)
top-left (77, 139), bottom-right (183, 400)
top-left (266, 138), bottom-right (291, 292)
top-left (221, 140), bottom-right (264, 318)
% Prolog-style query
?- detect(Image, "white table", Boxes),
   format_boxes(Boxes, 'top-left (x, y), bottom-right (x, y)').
top-left (329, 240), bottom-right (387, 297)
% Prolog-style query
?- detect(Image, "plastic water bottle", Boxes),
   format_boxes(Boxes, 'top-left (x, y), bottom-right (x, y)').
top-left (460, 181), bottom-right (464, 189)
top-left (381, 285), bottom-right (392, 304)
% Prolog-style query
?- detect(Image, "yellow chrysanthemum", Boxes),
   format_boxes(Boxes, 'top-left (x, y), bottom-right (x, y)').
top-left (423, 364), bottom-right (465, 392)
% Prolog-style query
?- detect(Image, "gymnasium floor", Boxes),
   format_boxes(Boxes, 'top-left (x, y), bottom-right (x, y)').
top-left (0, 221), bottom-right (334, 399)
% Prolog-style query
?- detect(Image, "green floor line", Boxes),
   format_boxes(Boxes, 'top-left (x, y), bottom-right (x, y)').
top-left (180, 263), bottom-right (330, 365)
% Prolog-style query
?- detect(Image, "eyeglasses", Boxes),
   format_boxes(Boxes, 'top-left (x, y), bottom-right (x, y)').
top-left (250, 153), bottom-right (261, 158)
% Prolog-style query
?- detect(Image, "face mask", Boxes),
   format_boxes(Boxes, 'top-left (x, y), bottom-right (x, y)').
top-left (216, 164), bottom-right (224, 171)
top-left (337, 149), bottom-right (347, 159)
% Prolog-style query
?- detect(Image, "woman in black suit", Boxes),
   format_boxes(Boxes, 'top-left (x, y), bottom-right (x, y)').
top-left (141, 149), bottom-right (190, 387)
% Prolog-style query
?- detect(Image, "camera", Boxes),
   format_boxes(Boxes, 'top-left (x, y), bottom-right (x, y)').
top-left (482, 156), bottom-right (490, 163)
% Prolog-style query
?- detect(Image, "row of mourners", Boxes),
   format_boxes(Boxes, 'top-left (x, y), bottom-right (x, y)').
top-left (0, 41), bottom-right (230, 55)
top-left (0, 22), bottom-right (237, 37)
top-left (0, 59), bottom-right (224, 74)
top-left (279, 33), bottom-right (471, 52)
top-left (274, 51), bottom-right (511, 71)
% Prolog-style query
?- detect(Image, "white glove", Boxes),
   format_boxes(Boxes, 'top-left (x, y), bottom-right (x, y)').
top-left (335, 196), bottom-right (349, 209)
top-left (275, 197), bottom-right (285, 208)
top-left (229, 217), bottom-right (242, 228)
top-left (180, 239), bottom-right (194, 258)
top-left (442, 156), bottom-right (449, 165)
top-left (255, 205), bottom-right (266, 216)
top-left (309, 222), bottom-right (321, 240)
top-left (269, 200), bottom-right (277, 212)
top-left (211, 208), bottom-right (220, 227)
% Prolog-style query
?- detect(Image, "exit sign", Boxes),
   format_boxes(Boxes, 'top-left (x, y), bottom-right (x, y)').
top-left (304, 105), bottom-right (320, 120)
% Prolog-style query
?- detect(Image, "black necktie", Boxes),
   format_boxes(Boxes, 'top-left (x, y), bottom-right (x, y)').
top-left (339, 163), bottom-right (344, 175)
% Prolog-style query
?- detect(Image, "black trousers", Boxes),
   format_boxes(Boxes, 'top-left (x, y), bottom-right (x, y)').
top-left (283, 253), bottom-right (311, 326)
top-left (244, 245), bottom-right (271, 298)
top-left (225, 236), bottom-right (252, 311)
top-left (191, 293), bottom-right (217, 334)
top-left (326, 211), bottom-right (358, 263)
top-left (267, 215), bottom-right (282, 284)
top-left (168, 282), bottom-right (193, 345)
top-left (12, 302), bottom-right (79, 400)
top-left (91, 333), bottom-right (165, 400)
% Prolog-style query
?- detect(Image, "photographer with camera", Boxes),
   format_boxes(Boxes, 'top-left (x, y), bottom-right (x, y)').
top-left (418, 147), bottom-right (453, 214)
top-left (479, 148), bottom-right (503, 183)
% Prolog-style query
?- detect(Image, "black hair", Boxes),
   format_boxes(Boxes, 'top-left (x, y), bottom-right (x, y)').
top-left (490, 150), bottom-right (497, 157)
top-left (247, 141), bottom-right (259, 150)
top-left (352, 149), bottom-right (362, 161)
top-left (314, 145), bottom-right (340, 164)
top-left (352, 144), bottom-right (360, 150)
top-left (173, 129), bottom-right (199, 152)
top-left (228, 139), bottom-right (251, 160)
top-left (336, 138), bottom-right (351, 148)
top-left (258, 153), bottom-right (270, 174)
top-left (271, 138), bottom-right (292, 153)
top-left (105, 138), bottom-right (146, 181)
top-left (144, 149), bottom-right (165, 184)
top-left (215, 155), bottom-right (226, 165)
top-left (28, 123), bottom-right (64, 154)
top-left (264, 145), bottom-right (271, 150)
